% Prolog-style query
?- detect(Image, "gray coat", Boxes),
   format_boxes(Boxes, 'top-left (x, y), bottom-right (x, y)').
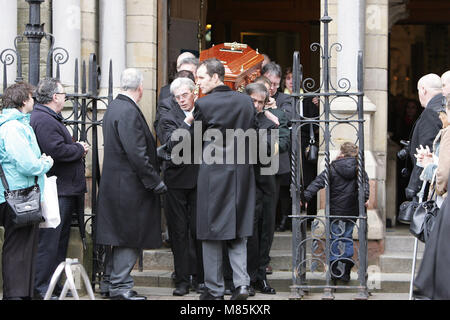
top-left (96, 94), bottom-right (162, 249)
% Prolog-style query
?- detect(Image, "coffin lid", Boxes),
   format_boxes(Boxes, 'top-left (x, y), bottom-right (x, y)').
top-left (199, 42), bottom-right (264, 88)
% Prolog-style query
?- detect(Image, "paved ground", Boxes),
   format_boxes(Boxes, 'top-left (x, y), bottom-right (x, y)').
top-left (0, 287), bottom-right (408, 300)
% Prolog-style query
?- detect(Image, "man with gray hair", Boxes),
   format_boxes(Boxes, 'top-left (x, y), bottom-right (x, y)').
top-left (157, 76), bottom-right (204, 296)
top-left (406, 73), bottom-right (445, 200)
top-left (96, 68), bottom-right (167, 300)
top-left (31, 78), bottom-right (89, 300)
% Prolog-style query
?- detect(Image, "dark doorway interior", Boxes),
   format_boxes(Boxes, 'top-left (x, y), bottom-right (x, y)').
top-left (388, 0), bottom-right (450, 226)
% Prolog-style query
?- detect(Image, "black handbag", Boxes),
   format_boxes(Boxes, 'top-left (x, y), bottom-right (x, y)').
top-left (409, 199), bottom-right (439, 243)
top-left (304, 124), bottom-right (318, 163)
top-left (398, 200), bottom-right (420, 224)
top-left (0, 165), bottom-right (43, 227)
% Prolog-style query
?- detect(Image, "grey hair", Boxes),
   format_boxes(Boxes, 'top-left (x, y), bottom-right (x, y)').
top-left (245, 82), bottom-right (269, 102)
top-left (177, 57), bottom-right (199, 70)
top-left (170, 77), bottom-right (196, 95)
top-left (120, 68), bottom-right (144, 91)
top-left (262, 62), bottom-right (282, 78)
top-left (35, 78), bottom-right (62, 105)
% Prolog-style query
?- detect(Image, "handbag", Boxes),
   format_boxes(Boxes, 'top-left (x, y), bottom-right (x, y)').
top-left (304, 124), bottom-right (318, 163)
top-left (398, 200), bottom-right (420, 224)
top-left (409, 199), bottom-right (439, 243)
top-left (0, 164), bottom-right (43, 227)
top-left (40, 175), bottom-right (61, 229)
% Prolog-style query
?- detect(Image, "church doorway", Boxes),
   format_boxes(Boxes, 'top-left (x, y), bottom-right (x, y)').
top-left (387, 0), bottom-right (450, 227)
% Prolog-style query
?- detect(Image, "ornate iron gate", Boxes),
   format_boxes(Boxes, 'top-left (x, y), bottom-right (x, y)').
top-left (0, 0), bottom-right (112, 290)
top-left (289, 1), bottom-right (369, 300)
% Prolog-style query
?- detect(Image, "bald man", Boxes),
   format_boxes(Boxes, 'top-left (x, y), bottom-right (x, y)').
top-left (405, 73), bottom-right (446, 199)
top-left (159, 52), bottom-right (198, 103)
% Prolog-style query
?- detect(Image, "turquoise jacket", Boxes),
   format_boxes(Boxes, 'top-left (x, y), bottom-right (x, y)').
top-left (0, 108), bottom-right (52, 203)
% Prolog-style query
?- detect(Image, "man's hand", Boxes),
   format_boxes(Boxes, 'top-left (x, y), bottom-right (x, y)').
top-left (264, 110), bottom-right (280, 126)
top-left (312, 96), bottom-right (319, 106)
top-left (77, 141), bottom-right (90, 156)
top-left (265, 97), bottom-right (277, 109)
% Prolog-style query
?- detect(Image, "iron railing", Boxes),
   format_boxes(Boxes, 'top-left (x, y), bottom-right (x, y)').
top-left (289, 0), bottom-right (369, 300)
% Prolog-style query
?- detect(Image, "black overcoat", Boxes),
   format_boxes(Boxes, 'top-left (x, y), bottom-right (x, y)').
top-left (407, 94), bottom-right (444, 195)
top-left (96, 94), bottom-right (162, 249)
top-left (193, 85), bottom-right (256, 240)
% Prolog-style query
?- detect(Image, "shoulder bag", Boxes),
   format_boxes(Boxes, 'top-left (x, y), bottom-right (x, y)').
top-left (0, 164), bottom-right (43, 227)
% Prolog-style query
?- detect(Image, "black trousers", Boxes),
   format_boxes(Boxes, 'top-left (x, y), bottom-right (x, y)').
top-left (34, 196), bottom-right (77, 295)
top-left (165, 187), bottom-right (203, 285)
top-left (0, 202), bottom-right (40, 299)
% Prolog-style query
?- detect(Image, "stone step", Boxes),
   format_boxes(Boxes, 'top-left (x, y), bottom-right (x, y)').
top-left (142, 248), bottom-right (295, 272)
top-left (379, 251), bottom-right (423, 273)
top-left (270, 232), bottom-right (292, 251)
top-left (131, 269), bottom-right (413, 294)
top-left (384, 235), bottom-right (425, 253)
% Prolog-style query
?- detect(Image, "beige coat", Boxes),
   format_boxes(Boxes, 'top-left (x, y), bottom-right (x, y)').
top-left (436, 126), bottom-right (450, 197)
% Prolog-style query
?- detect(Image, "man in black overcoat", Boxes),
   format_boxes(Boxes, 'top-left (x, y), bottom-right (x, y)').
top-left (406, 74), bottom-right (445, 200)
top-left (188, 58), bottom-right (256, 300)
top-left (157, 77), bottom-right (203, 296)
top-left (96, 68), bottom-right (167, 300)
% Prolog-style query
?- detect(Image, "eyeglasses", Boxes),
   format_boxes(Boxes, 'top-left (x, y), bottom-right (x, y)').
top-left (174, 92), bottom-right (192, 101)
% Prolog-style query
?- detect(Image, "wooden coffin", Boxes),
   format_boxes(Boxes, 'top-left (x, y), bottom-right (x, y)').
top-left (199, 42), bottom-right (264, 92)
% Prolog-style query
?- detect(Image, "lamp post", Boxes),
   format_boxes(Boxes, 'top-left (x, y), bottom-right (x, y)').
top-left (24, 0), bottom-right (45, 86)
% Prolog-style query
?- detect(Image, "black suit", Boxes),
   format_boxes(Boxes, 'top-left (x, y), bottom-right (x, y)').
top-left (157, 103), bottom-right (202, 286)
top-left (406, 94), bottom-right (444, 198)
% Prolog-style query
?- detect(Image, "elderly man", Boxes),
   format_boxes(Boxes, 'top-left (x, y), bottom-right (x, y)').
top-left (31, 78), bottom-right (89, 300)
top-left (157, 77), bottom-right (203, 296)
top-left (186, 58), bottom-right (256, 300)
top-left (406, 73), bottom-right (445, 200)
top-left (158, 52), bottom-right (199, 102)
top-left (96, 68), bottom-right (167, 300)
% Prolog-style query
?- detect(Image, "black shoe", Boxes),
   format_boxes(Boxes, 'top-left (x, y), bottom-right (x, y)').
top-left (230, 285), bottom-right (249, 300)
top-left (109, 290), bottom-right (147, 301)
top-left (199, 290), bottom-right (224, 300)
top-left (100, 291), bottom-right (110, 298)
top-left (252, 280), bottom-right (276, 294)
top-left (248, 286), bottom-right (255, 297)
top-left (173, 283), bottom-right (190, 296)
top-left (196, 283), bottom-right (206, 294)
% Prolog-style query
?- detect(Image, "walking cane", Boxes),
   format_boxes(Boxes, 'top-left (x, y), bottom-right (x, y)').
top-left (408, 180), bottom-right (427, 300)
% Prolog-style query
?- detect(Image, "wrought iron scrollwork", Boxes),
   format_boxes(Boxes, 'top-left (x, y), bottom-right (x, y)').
top-left (289, 0), bottom-right (368, 300)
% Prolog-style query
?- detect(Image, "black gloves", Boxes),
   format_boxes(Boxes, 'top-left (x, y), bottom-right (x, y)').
top-left (153, 181), bottom-right (168, 195)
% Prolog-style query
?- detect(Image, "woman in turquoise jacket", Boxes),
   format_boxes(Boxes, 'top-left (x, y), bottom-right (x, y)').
top-left (0, 82), bottom-right (53, 300)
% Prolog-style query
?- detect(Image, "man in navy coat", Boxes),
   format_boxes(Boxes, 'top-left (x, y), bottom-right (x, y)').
top-left (31, 78), bottom-right (89, 299)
